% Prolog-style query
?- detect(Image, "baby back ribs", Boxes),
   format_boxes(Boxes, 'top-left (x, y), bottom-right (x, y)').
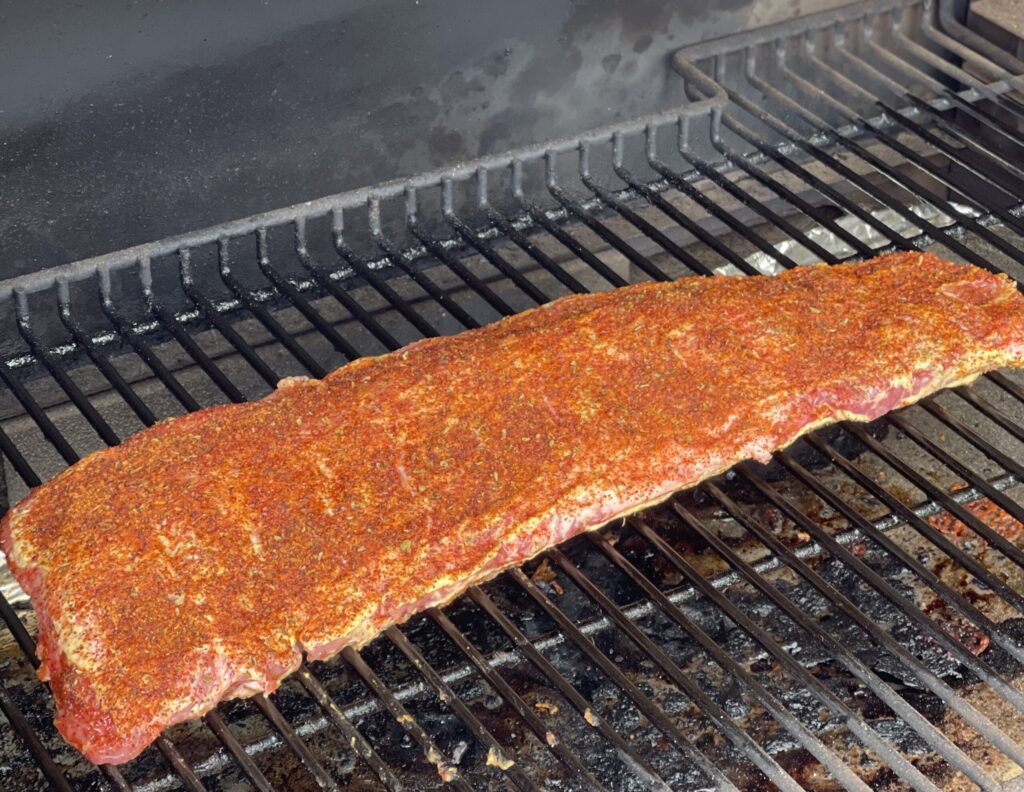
top-left (3, 253), bottom-right (1024, 764)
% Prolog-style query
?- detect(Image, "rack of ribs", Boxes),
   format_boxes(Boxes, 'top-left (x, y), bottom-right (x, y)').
top-left (3, 252), bottom-right (1023, 764)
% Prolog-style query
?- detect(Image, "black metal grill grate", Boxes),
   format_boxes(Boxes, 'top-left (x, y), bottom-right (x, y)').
top-left (5, 1), bottom-right (1024, 789)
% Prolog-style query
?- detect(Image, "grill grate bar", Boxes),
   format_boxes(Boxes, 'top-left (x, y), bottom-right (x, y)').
top-left (879, 102), bottom-right (1024, 214)
top-left (295, 664), bottom-right (406, 792)
top-left (590, 533), bottom-right (879, 792)
top-left (294, 218), bottom-right (404, 352)
top-left (996, 92), bottom-right (1024, 118)
top-left (58, 290), bottom-right (159, 427)
top-left (722, 115), bottom-right (915, 252)
top-left (202, 710), bottom-right (276, 792)
top-left (770, 450), bottom-right (1024, 679)
top-left (97, 277), bottom-right (206, 413)
top-left (648, 148), bottom-right (801, 271)
top-left (603, 158), bottom-right (741, 276)
top-left (0, 361), bottom-right (81, 465)
top-left (933, 91), bottom-right (1024, 152)
top-left (179, 249), bottom-right (282, 388)
top-left (422, 611), bottom-right (619, 791)
top-left (383, 624), bottom-right (548, 792)
top-left (578, 155), bottom-right (721, 277)
top-left (712, 137), bottom-right (876, 258)
top-left (402, 227), bottom-right (518, 321)
top-left (251, 694), bottom-right (341, 791)
top-left (893, 406), bottom-right (1024, 541)
top-left (0, 594), bottom-right (37, 668)
top-left (547, 546), bottom-right (806, 792)
top-left (103, 765), bottom-right (134, 791)
top-left (956, 372), bottom-right (1024, 436)
top-left (725, 83), bottom-right (990, 267)
top-left (805, 117), bottom-right (1024, 272)
top-left (631, 514), bottom-right (996, 790)
top-left (987, 368), bottom-right (1024, 404)
top-left (341, 645), bottom-right (473, 791)
top-left (741, 72), bottom-right (1024, 276)
top-left (154, 736), bottom-right (208, 792)
top-left (481, 205), bottom-right (595, 294)
top-left (782, 41), bottom-right (1024, 205)
top-left (14, 298), bottom-right (123, 448)
top-left (414, 221), bottom-right (540, 311)
top-left (631, 131), bottom-right (837, 269)
top-left (254, 230), bottom-right (362, 363)
top-left (142, 267), bottom-right (248, 403)
top-left (679, 148), bottom-right (840, 264)
top-left (467, 582), bottom-right (727, 791)
top-left (519, 205), bottom-right (631, 289)
top-left (716, 461), bottom-right (1024, 768)
top-left (920, 395), bottom-right (1024, 496)
top-left (841, 424), bottom-right (1024, 616)
top-left (753, 451), bottom-right (1024, 744)
top-left (953, 383), bottom-right (1024, 444)
top-left (919, 8), bottom-right (1018, 81)
top-left (338, 227), bottom-right (459, 333)
top-left (0, 424), bottom-right (40, 488)
top-left (509, 563), bottom-right (771, 786)
top-left (844, 19), bottom-right (913, 87)
top-left (368, 216), bottom-right (486, 331)
top-left (825, 432), bottom-right (1024, 673)
top-left (669, 141), bottom-right (838, 270)
top-left (606, 523), bottom-right (944, 792)
top-left (921, 3), bottom-right (1024, 77)
top-left (893, 21), bottom-right (997, 95)
top-left (216, 240), bottom-right (329, 379)
top-left (0, 685), bottom-right (74, 792)
top-left (544, 176), bottom-right (674, 282)
top-left (332, 234), bottom-right (441, 341)
top-left (434, 211), bottom-right (560, 302)
top-left (936, 0), bottom-right (1024, 73)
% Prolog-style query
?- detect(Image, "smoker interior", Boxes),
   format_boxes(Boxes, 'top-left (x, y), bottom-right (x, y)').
top-left (5, 1), bottom-right (1024, 790)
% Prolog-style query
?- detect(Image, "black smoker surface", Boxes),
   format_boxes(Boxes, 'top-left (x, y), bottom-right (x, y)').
top-left (0, 0), bottom-right (852, 277)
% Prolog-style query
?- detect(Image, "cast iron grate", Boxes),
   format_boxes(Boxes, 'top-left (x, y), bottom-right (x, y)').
top-left (4, 0), bottom-right (1024, 789)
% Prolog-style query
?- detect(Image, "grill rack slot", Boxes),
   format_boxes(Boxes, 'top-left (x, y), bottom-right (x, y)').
top-left (4, 1), bottom-right (1024, 789)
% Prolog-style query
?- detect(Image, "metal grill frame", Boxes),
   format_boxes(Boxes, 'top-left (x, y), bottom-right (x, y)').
top-left (4, 0), bottom-right (1024, 789)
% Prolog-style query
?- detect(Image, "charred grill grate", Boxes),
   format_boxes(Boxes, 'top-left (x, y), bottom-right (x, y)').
top-left (5, 1), bottom-right (1024, 789)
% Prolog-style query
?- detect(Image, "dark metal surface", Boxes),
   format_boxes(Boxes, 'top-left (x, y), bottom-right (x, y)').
top-left (3, 0), bottom-right (1024, 789)
top-left (0, 0), bottom-right (853, 278)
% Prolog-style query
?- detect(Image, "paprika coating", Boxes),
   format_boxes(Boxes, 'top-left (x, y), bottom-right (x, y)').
top-left (3, 252), bottom-right (1024, 764)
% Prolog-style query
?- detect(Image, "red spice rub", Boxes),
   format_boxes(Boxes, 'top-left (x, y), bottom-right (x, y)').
top-left (3, 253), bottom-right (1024, 764)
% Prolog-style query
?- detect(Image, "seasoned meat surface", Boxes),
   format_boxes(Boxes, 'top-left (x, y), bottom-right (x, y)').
top-left (3, 253), bottom-right (1024, 764)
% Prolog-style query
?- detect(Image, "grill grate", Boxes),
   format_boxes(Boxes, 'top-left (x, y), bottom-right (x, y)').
top-left (5, 1), bottom-right (1024, 789)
